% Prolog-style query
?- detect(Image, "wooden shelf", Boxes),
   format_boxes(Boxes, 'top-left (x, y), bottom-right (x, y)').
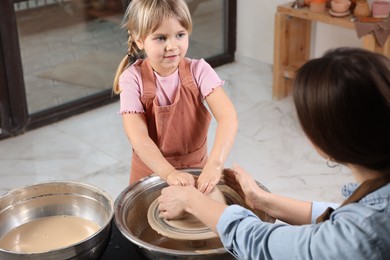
top-left (272, 2), bottom-right (390, 100)
top-left (277, 3), bottom-right (355, 29)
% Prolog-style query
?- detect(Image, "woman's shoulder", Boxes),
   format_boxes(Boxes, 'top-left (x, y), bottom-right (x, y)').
top-left (331, 192), bottom-right (390, 236)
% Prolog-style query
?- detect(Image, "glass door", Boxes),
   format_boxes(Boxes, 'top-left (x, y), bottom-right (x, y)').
top-left (0, 0), bottom-right (236, 139)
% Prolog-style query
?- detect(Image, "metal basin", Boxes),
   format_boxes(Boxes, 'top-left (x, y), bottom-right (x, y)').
top-left (114, 168), bottom-right (274, 259)
top-left (0, 181), bottom-right (114, 260)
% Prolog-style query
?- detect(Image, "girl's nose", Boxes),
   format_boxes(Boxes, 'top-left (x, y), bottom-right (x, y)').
top-left (166, 39), bottom-right (177, 51)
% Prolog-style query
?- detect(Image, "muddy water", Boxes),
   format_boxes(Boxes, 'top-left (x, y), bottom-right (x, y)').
top-left (0, 215), bottom-right (100, 253)
top-left (139, 225), bottom-right (223, 251)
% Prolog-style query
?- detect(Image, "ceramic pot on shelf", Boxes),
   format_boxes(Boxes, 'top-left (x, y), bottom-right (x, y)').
top-left (310, 0), bottom-right (327, 12)
top-left (372, 1), bottom-right (390, 18)
top-left (353, 0), bottom-right (371, 17)
top-left (331, 0), bottom-right (351, 13)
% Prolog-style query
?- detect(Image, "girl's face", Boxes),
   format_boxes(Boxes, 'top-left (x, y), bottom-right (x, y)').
top-left (136, 17), bottom-right (189, 76)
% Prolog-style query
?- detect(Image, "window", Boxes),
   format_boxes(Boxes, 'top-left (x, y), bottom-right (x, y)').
top-left (0, 0), bottom-right (236, 139)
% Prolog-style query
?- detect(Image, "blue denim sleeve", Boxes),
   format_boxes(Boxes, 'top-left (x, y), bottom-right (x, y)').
top-left (311, 201), bottom-right (340, 224)
top-left (216, 205), bottom-right (384, 260)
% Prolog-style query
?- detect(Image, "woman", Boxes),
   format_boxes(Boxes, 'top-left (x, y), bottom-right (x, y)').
top-left (157, 48), bottom-right (390, 259)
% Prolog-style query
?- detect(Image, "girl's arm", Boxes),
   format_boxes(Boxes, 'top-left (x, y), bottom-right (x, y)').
top-left (198, 87), bottom-right (238, 194)
top-left (122, 113), bottom-right (195, 186)
top-left (224, 165), bottom-right (312, 225)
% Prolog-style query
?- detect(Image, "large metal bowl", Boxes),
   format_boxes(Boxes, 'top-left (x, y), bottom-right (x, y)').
top-left (114, 168), bottom-right (274, 259)
top-left (0, 181), bottom-right (114, 260)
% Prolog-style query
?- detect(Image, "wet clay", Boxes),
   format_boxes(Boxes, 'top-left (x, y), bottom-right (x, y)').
top-left (147, 186), bottom-right (226, 241)
top-left (0, 215), bottom-right (100, 253)
top-left (139, 225), bottom-right (223, 251)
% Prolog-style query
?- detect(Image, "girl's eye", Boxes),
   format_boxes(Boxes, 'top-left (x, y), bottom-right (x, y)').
top-left (155, 36), bottom-right (166, 42)
top-left (177, 33), bottom-right (186, 39)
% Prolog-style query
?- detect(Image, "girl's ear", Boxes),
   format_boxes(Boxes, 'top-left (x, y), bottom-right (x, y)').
top-left (135, 38), bottom-right (144, 50)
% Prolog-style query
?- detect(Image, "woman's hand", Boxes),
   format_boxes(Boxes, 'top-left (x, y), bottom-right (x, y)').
top-left (223, 165), bottom-right (267, 210)
top-left (166, 170), bottom-right (196, 186)
top-left (225, 165), bottom-right (313, 225)
top-left (158, 185), bottom-right (197, 220)
top-left (197, 162), bottom-right (222, 194)
top-left (158, 185), bottom-right (227, 231)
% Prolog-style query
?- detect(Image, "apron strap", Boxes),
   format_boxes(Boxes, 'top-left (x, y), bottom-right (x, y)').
top-left (316, 174), bottom-right (390, 223)
top-left (140, 58), bottom-right (156, 99)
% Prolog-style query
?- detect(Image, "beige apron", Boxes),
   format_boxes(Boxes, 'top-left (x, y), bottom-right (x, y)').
top-left (130, 58), bottom-right (212, 184)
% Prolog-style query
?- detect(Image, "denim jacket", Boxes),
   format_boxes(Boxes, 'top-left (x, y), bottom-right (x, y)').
top-left (216, 183), bottom-right (390, 260)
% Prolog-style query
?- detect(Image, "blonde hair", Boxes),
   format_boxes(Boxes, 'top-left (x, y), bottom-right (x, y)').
top-left (112, 0), bottom-right (192, 94)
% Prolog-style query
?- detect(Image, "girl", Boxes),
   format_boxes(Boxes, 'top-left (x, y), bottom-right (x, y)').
top-left (113, 0), bottom-right (237, 194)
top-left (158, 48), bottom-right (390, 259)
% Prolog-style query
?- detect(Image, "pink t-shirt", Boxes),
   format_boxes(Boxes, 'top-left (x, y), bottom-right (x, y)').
top-left (118, 58), bottom-right (224, 114)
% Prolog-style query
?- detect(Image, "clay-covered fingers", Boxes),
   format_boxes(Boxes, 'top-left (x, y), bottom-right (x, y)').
top-left (224, 165), bottom-right (261, 209)
top-left (222, 168), bottom-right (238, 183)
top-left (197, 166), bottom-right (222, 194)
top-left (166, 171), bottom-right (195, 186)
top-left (197, 177), bottom-right (219, 194)
top-left (157, 186), bottom-right (187, 220)
top-left (222, 175), bottom-right (247, 208)
top-left (222, 168), bottom-right (242, 192)
top-left (234, 165), bottom-right (259, 192)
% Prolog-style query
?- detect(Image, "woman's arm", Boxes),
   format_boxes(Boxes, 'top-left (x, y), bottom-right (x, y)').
top-left (122, 113), bottom-right (195, 186)
top-left (158, 186), bottom-right (366, 260)
top-left (262, 192), bottom-right (312, 225)
top-left (224, 165), bottom-right (312, 225)
top-left (197, 87), bottom-right (238, 194)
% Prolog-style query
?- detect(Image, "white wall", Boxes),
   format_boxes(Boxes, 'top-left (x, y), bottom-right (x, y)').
top-left (236, 0), bottom-right (362, 64)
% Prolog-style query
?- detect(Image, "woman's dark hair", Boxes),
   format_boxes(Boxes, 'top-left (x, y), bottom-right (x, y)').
top-left (293, 47), bottom-right (390, 173)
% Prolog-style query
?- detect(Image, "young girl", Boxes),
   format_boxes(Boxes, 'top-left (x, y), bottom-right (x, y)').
top-left (157, 48), bottom-right (390, 259)
top-left (113, 0), bottom-right (237, 194)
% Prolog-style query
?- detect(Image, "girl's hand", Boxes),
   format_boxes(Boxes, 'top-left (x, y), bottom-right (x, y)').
top-left (166, 170), bottom-right (196, 186)
top-left (157, 185), bottom-right (197, 220)
top-left (197, 163), bottom-right (222, 194)
top-left (223, 165), bottom-right (266, 210)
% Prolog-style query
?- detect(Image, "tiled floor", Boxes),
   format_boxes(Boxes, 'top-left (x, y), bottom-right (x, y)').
top-left (0, 56), bottom-right (354, 205)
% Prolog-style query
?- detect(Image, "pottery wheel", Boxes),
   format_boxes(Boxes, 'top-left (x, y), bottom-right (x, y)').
top-left (147, 187), bottom-right (226, 241)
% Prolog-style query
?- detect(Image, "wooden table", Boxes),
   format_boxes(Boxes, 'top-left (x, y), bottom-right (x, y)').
top-left (272, 2), bottom-right (390, 99)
